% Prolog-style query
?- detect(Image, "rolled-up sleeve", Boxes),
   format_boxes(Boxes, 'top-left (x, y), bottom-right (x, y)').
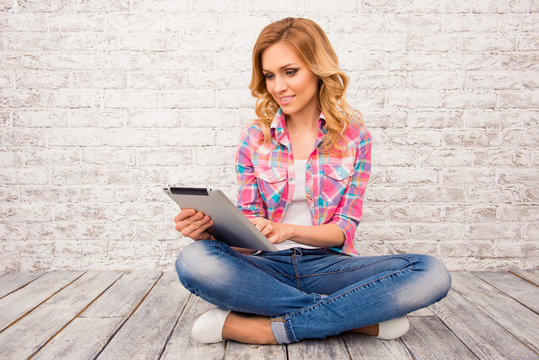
top-left (235, 127), bottom-right (265, 218)
top-left (329, 126), bottom-right (372, 252)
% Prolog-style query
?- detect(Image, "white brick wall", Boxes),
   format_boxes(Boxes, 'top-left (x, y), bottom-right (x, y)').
top-left (1, 0), bottom-right (537, 271)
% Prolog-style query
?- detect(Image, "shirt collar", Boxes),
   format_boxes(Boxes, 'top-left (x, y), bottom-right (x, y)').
top-left (270, 108), bottom-right (327, 146)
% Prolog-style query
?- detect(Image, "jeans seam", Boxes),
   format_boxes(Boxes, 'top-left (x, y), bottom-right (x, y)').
top-left (286, 256), bottom-right (414, 319)
top-left (296, 255), bottom-right (413, 277)
top-left (228, 245), bottom-right (296, 278)
top-left (292, 251), bottom-right (302, 291)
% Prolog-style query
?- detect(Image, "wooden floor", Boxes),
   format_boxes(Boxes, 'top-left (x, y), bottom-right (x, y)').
top-left (0, 270), bottom-right (537, 360)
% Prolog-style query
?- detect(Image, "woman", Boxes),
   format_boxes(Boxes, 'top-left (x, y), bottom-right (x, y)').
top-left (174, 17), bottom-right (451, 345)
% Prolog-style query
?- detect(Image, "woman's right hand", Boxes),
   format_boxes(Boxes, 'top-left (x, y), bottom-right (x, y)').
top-left (173, 208), bottom-right (214, 241)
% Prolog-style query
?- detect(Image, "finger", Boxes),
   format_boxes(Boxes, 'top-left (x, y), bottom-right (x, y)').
top-left (178, 215), bottom-right (211, 237)
top-left (174, 208), bottom-right (196, 223)
top-left (190, 219), bottom-right (214, 239)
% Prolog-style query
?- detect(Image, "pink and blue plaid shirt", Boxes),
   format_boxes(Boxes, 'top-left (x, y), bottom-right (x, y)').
top-left (235, 108), bottom-right (372, 256)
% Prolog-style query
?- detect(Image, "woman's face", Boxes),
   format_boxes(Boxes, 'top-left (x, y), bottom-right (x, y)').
top-left (261, 41), bottom-right (319, 119)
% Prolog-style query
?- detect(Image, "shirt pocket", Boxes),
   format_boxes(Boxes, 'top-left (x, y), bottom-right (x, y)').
top-left (254, 166), bottom-right (288, 209)
top-left (321, 163), bottom-right (354, 205)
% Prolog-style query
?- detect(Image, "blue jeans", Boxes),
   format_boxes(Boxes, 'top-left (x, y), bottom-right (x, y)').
top-left (175, 240), bottom-right (451, 344)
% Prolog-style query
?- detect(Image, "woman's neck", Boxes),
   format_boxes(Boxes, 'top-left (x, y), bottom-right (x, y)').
top-left (285, 104), bottom-right (320, 135)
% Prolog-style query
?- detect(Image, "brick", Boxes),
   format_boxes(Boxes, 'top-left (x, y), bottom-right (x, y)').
top-left (16, 70), bottom-right (71, 90)
top-left (0, 89), bottom-right (41, 107)
top-left (52, 168), bottom-right (107, 185)
top-left (22, 147), bottom-right (80, 165)
top-left (497, 169), bottom-right (539, 185)
top-left (442, 90), bottom-right (497, 109)
top-left (162, 13), bottom-right (219, 32)
top-left (501, 130), bottom-right (539, 147)
top-left (442, 168), bottom-right (496, 185)
top-left (137, 148), bottom-right (194, 166)
top-left (23, 186), bottom-right (78, 203)
top-left (160, 89), bottom-right (215, 109)
top-left (442, 14), bottom-right (500, 32)
top-left (73, 70), bottom-right (127, 89)
top-left (0, 71), bottom-right (13, 88)
top-left (120, 32), bottom-right (175, 51)
top-left (408, 71), bottom-right (464, 89)
top-left (522, 223), bottom-right (539, 241)
top-left (443, 130), bottom-right (498, 147)
top-left (107, 167), bottom-right (162, 185)
top-left (409, 223), bottom-right (466, 241)
top-left (4, 54), bottom-right (42, 69)
top-left (83, 147), bottom-right (135, 166)
top-left (159, 128), bottom-right (215, 147)
top-left (501, 52), bottom-right (539, 71)
top-left (493, 241), bottom-right (537, 258)
top-left (406, 34), bottom-right (463, 52)
top-left (497, 205), bottom-right (539, 222)
top-left (104, 90), bottom-right (159, 109)
top-left (77, 185), bottom-right (138, 203)
top-left (386, 241), bottom-right (439, 256)
top-left (411, 186), bottom-right (466, 203)
top-left (0, 186), bottom-right (21, 202)
top-left (42, 52), bottom-right (102, 70)
top-left (351, 71), bottom-right (406, 90)
top-left (214, 51), bottom-right (252, 72)
top-left (523, 71), bottom-right (539, 89)
top-left (389, 204), bottom-right (441, 222)
top-left (105, 13), bottom-right (162, 33)
top-left (443, 205), bottom-right (497, 222)
top-left (158, 52), bottom-right (214, 71)
top-left (364, 186), bottom-right (410, 203)
top-left (463, 33), bottom-right (516, 52)
top-left (374, 148), bottom-right (415, 166)
top-left (361, 204), bottom-right (387, 222)
top-left (48, 13), bottom-right (103, 31)
top-left (356, 223), bottom-right (411, 241)
top-left (418, 149), bottom-right (474, 167)
top-left (0, 150), bottom-right (19, 167)
top-left (105, 203), bottom-right (163, 222)
top-left (465, 71), bottom-right (522, 90)
top-left (0, 223), bottom-right (27, 240)
top-left (0, 168), bottom-right (48, 185)
top-left (473, 149), bottom-right (529, 167)
top-left (407, 110), bottom-right (464, 128)
top-left (386, 89), bottom-right (442, 108)
top-left (463, 109), bottom-right (499, 128)
top-left (74, 0), bottom-right (128, 12)
top-left (66, 109), bottom-right (125, 128)
top-left (14, 110), bottom-right (68, 127)
top-left (518, 34), bottom-right (539, 51)
top-left (341, 51), bottom-right (386, 72)
top-left (215, 128), bottom-right (243, 146)
top-left (49, 128), bottom-right (102, 146)
top-left (130, 0), bottom-right (189, 11)
top-left (45, 89), bottom-right (102, 108)
top-left (439, 241), bottom-right (493, 257)
top-left (0, 204), bottom-right (52, 222)
top-left (361, 110), bottom-right (407, 129)
top-left (467, 223), bottom-right (520, 240)
top-left (183, 71), bottom-right (249, 90)
top-left (385, 129), bottom-right (441, 146)
top-left (129, 71), bottom-right (183, 89)
top-left (388, 52), bottom-right (462, 71)
top-left (165, 166), bottom-right (222, 186)
top-left (195, 147), bottom-right (236, 166)
top-left (499, 90), bottom-right (539, 108)
top-left (5, 128), bottom-right (46, 146)
top-left (462, 53), bottom-right (501, 71)
top-left (347, 89), bottom-right (385, 109)
top-left (468, 185), bottom-right (521, 204)
top-left (386, 168), bottom-right (438, 184)
top-left (335, 33), bottom-right (404, 54)
top-left (53, 204), bottom-right (108, 221)
top-left (0, 13), bottom-right (46, 31)
top-left (127, 110), bottom-right (180, 128)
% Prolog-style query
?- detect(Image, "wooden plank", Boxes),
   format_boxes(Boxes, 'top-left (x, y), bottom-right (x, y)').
top-left (408, 306), bottom-right (435, 317)
top-left (450, 271), bottom-right (539, 352)
top-left (81, 270), bottom-right (162, 318)
top-left (0, 271), bottom-right (122, 360)
top-left (288, 336), bottom-right (350, 360)
top-left (32, 271), bottom-right (162, 360)
top-left (473, 271), bottom-right (539, 313)
top-left (343, 332), bottom-right (412, 359)
top-left (400, 316), bottom-right (478, 360)
top-left (430, 289), bottom-right (537, 359)
top-left (225, 341), bottom-right (287, 360)
top-left (0, 271), bottom-right (83, 332)
top-left (96, 271), bottom-right (190, 360)
top-left (511, 269), bottom-right (539, 286)
top-left (0, 271), bottom-right (44, 298)
top-left (160, 294), bottom-right (225, 360)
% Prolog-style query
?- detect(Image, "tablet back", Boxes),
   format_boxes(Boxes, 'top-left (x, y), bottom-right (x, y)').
top-left (164, 187), bottom-right (277, 252)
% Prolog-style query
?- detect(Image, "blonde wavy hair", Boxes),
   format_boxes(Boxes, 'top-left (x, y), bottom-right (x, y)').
top-left (249, 17), bottom-right (363, 151)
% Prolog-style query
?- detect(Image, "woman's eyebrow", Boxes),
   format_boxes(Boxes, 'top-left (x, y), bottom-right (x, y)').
top-left (262, 63), bottom-right (299, 72)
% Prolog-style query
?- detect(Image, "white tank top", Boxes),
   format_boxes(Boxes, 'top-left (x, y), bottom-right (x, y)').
top-left (275, 159), bottom-right (320, 251)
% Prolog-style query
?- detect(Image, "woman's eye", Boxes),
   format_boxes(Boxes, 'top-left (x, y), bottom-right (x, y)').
top-left (286, 69), bottom-right (297, 76)
top-left (264, 73), bottom-right (274, 80)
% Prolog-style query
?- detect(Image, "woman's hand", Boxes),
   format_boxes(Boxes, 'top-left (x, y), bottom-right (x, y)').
top-left (174, 208), bottom-right (214, 241)
top-left (249, 217), bottom-right (292, 244)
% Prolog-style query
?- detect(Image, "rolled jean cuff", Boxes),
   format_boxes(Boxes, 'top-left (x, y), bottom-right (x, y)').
top-left (270, 317), bottom-right (292, 344)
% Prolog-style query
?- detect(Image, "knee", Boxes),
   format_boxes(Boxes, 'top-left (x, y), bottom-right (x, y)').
top-left (420, 255), bottom-right (451, 301)
top-left (175, 240), bottom-right (220, 290)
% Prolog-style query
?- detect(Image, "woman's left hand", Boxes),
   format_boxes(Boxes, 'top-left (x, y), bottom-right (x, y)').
top-left (249, 217), bottom-right (292, 244)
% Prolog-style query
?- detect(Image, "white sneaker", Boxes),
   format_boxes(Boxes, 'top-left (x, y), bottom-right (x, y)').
top-left (376, 316), bottom-right (409, 339)
top-left (191, 308), bottom-right (231, 343)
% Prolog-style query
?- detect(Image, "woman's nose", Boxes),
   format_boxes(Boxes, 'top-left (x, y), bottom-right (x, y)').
top-left (274, 75), bottom-right (287, 92)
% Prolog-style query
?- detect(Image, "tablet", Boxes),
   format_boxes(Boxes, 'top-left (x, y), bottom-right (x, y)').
top-left (163, 186), bottom-right (278, 252)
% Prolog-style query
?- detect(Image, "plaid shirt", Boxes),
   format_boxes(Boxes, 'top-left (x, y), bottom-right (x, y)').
top-left (235, 108), bottom-right (372, 256)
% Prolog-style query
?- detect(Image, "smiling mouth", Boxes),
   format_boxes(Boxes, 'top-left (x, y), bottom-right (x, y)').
top-left (279, 95), bottom-right (295, 104)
